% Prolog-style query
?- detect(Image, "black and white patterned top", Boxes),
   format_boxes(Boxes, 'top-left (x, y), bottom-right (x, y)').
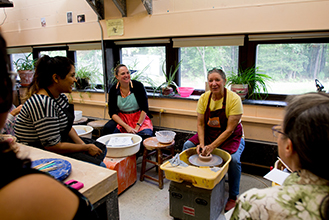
top-left (14, 93), bottom-right (69, 148)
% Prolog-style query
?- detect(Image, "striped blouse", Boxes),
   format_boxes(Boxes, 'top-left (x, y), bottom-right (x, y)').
top-left (14, 94), bottom-right (70, 148)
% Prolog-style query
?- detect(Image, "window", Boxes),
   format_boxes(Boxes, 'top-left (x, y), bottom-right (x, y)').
top-left (180, 46), bottom-right (239, 89)
top-left (173, 35), bottom-right (244, 90)
top-left (256, 43), bottom-right (329, 94)
top-left (121, 46), bottom-right (166, 88)
top-left (75, 50), bottom-right (104, 85)
top-left (10, 52), bottom-right (32, 73)
top-left (39, 50), bottom-right (66, 57)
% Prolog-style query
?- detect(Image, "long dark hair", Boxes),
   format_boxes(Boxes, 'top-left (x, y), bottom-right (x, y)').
top-left (0, 33), bottom-right (32, 188)
top-left (28, 55), bottom-right (74, 97)
top-left (0, 33), bottom-right (12, 114)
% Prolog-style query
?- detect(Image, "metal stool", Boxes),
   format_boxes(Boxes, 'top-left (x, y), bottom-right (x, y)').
top-left (140, 137), bottom-right (175, 189)
top-left (87, 120), bottom-right (108, 139)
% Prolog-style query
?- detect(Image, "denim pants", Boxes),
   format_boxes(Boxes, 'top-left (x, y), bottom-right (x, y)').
top-left (182, 138), bottom-right (245, 198)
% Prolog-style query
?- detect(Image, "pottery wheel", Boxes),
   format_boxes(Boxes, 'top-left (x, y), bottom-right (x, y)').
top-left (188, 154), bottom-right (223, 167)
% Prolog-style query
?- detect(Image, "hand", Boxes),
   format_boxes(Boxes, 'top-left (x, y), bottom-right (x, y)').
top-left (196, 144), bottom-right (205, 155)
top-left (10, 105), bottom-right (22, 116)
top-left (85, 144), bottom-right (102, 157)
top-left (197, 144), bottom-right (212, 156)
top-left (126, 126), bottom-right (137, 134)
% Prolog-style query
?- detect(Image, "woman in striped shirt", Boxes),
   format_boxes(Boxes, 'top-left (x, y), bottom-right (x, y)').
top-left (14, 56), bottom-right (106, 166)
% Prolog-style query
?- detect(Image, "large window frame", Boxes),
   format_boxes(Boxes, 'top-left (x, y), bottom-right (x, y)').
top-left (242, 33), bottom-right (329, 101)
top-left (13, 43), bottom-right (105, 90)
top-left (105, 39), bottom-right (176, 93)
top-left (8, 32), bottom-right (328, 102)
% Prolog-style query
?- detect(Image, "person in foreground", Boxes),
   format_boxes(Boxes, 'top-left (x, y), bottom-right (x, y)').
top-left (0, 34), bottom-right (99, 220)
top-left (231, 92), bottom-right (329, 220)
top-left (1, 104), bottom-right (22, 135)
top-left (182, 68), bottom-right (245, 212)
top-left (14, 55), bottom-right (106, 166)
top-left (103, 64), bottom-right (153, 155)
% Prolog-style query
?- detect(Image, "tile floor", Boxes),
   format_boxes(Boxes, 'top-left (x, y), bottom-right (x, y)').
top-left (117, 157), bottom-right (271, 220)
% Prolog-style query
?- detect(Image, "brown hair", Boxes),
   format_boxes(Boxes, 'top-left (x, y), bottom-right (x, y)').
top-left (283, 92), bottom-right (329, 180)
top-left (27, 55), bottom-right (74, 98)
top-left (114, 64), bottom-right (128, 76)
top-left (0, 33), bottom-right (12, 113)
top-left (283, 92), bottom-right (329, 220)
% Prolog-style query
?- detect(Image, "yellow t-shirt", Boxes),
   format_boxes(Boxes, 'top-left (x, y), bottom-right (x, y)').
top-left (197, 90), bottom-right (243, 118)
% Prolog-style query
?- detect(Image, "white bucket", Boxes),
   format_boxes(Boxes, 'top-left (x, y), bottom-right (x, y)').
top-left (96, 133), bottom-right (142, 158)
top-left (73, 125), bottom-right (93, 139)
top-left (74, 110), bottom-right (82, 122)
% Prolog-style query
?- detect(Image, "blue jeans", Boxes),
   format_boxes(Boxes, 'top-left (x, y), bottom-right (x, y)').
top-left (183, 138), bottom-right (245, 198)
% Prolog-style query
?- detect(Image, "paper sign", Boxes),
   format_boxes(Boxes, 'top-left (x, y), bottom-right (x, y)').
top-left (263, 168), bottom-right (291, 185)
top-left (107, 137), bottom-right (133, 147)
top-left (106, 19), bottom-right (124, 36)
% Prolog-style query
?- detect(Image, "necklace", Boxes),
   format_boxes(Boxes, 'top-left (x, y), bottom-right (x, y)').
top-left (120, 88), bottom-right (131, 98)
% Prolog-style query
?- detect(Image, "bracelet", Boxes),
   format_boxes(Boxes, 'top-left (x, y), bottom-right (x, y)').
top-left (137, 122), bottom-right (142, 126)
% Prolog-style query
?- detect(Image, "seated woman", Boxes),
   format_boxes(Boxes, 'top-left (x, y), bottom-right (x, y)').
top-left (182, 68), bottom-right (245, 212)
top-left (1, 104), bottom-right (22, 135)
top-left (231, 93), bottom-right (329, 220)
top-left (103, 64), bottom-right (153, 155)
top-left (0, 35), bottom-right (99, 219)
top-left (14, 56), bottom-right (106, 167)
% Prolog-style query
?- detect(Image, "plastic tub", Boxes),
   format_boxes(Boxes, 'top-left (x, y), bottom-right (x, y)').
top-left (74, 110), bottom-right (82, 122)
top-left (96, 133), bottom-right (142, 158)
top-left (178, 87), bottom-right (194, 97)
top-left (73, 125), bottom-right (93, 139)
top-left (155, 130), bottom-right (176, 144)
top-left (160, 148), bottom-right (231, 189)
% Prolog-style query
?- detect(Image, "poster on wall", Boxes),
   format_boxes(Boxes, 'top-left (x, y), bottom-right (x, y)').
top-left (77, 14), bottom-right (85, 23)
top-left (106, 19), bottom-right (124, 36)
top-left (41, 17), bottom-right (46, 27)
top-left (67, 12), bottom-right (73, 24)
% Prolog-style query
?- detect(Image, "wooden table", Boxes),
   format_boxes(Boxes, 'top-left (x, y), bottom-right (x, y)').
top-left (18, 144), bottom-right (119, 220)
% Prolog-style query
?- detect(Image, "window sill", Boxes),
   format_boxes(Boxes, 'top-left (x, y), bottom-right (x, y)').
top-left (73, 88), bottom-right (105, 93)
top-left (147, 92), bottom-right (200, 101)
top-left (148, 92), bottom-right (287, 107)
top-left (242, 99), bottom-right (287, 108)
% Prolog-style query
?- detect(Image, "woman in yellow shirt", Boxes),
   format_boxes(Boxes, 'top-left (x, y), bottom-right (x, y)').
top-left (183, 68), bottom-right (244, 212)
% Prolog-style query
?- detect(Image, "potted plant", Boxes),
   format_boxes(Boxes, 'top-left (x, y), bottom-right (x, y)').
top-left (13, 52), bottom-right (36, 87)
top-left (75, 66), bottom-right (100, 90)
top-left (154, 60), bottom-right (182, 96)
top-left (226, 66), bottom-right (272, 100)
top-left (129, 63), bottom-right (157, 90)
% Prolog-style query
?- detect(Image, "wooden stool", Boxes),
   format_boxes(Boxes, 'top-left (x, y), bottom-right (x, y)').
top-left (140, 137), bottom-right (175, 189)
top-left (87, 120), bottom-right (108, 139)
